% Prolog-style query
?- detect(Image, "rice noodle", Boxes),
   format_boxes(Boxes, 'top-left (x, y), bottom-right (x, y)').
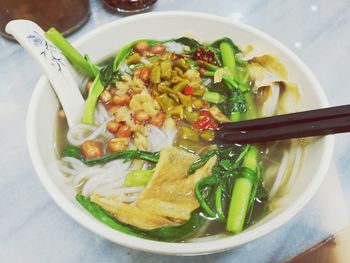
top-left (58, 164), bottom-right (79, 176)
top-left (81, 161), bottom-right (132, 196)
top-left (120, 194), bottom-right (139, 203)
top-left (72, 167), bottom-right (104, 188)
top-left (93, 178), bottom-right (127, 191)
top-left (61, 157), bottom-right (87, 171)
top-left (147, 124), bottom-right (176, 152)
top-left (269, 150), bottom-right (289, 198)
top-left (280, 141), bottom-right (303, 194)
top-left (163, 128), bottom-right (177, 147)
top-left (82, 175), bottom-right (124, 196)
top-left (59, 154), bottom-right (146, 200)
top-left (147, 125), bottom-right (167, 152)
top-left (97, 103), bottom-right (110, 123)
top-left (260, 83), bottom-right (280, 117)
top-left (66, 116), bottom-right (114, 146)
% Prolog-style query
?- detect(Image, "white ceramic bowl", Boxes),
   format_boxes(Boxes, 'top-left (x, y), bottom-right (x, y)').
top-left (27, 11), bottom-right (334, 255)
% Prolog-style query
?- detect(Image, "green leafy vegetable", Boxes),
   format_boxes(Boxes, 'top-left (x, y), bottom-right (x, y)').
top-left (99, 62), bottom-right (118, 87)
top-left (46, 28), bottom-right (104, 125)
top-left (173, 37), bottom-right (202, 53)
top-left (214, 184), bottom-right (225, 221)
top-left (195, 176), bottom-right (219, 218)
top-left (219, 41), bottom-right (237, 80)
top-left (192, 145), bottom-right (253, 220)
top-left (207, 46), bottom-right (222, 65)
top-left (113, 41), bottom-right (136, 71)
top-left (82, 74), bottom-right (105, 125)
top-left (45, 28), bottom-right (99, 78)
top-left (217, 87), bottom-right (247, 118)
top-left (188, 150), bottom-right (217, 175)
top-left (77, 194), bottom-right (206, 241)
top-left (147, 210), bottom-right (207, 241)
top-left (226, 146), bottom-right (259, 233)
top-left (61, 145), bottom-right (160, 165)
top-left (76, 195), bottom-right (148, 238)
top-left (211, 37), bottom-right (241, 55)
top-left (61, 145), bottom-right (84, 161)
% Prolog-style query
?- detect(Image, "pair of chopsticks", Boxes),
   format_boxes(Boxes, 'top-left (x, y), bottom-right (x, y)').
top-left (215, 104), bottom-right (350, 144)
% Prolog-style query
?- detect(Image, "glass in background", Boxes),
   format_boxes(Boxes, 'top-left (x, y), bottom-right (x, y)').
top-left (102, 0), bottom-right (157, 13)
top-left (0, 0), bottom-right (90, 40)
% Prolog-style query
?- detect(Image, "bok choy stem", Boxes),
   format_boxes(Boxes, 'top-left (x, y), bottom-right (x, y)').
top-left (219, 40), bottom-right (240, 121)
top-left (45, 28), bottom-right (99, 78)
top-left (46, 28), bottom-right (103, 125)
top-left (82, 74), bottom-right (104, 125)
top-left (220, 41), bottom-right (237, 80)
top-left (215, 184), bottom-right (226, 221)
top-left (226, 146), bottom-right (258, 233)
top-left (218, 37), bottom-right (260, 233)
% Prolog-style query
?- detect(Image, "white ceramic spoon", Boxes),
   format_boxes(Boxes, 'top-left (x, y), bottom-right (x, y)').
top-left (5, 20), bottom-right (86, 127)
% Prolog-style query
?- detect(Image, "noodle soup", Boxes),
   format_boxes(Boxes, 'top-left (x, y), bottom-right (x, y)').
top-left (54, 33), bottom-right (303, 241)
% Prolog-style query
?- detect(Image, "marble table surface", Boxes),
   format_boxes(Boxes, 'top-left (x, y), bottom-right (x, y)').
top-left (1, 0), bottom-right (350, 262)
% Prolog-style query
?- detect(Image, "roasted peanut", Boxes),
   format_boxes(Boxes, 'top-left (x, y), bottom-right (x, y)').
top-left (140, 68), bottom-right (150, 82)
top-left (134, 41), bottom-right (149, 54)
top-left (150, 112), bottom-right (166, 127)
top-left (134, 110), bottom-right (150, 124)
top-left (112, 94), bottom-right (131, 106)
top-left (108, 105), bottom-right (120, 115)
top-left (81, 140), bottom-right (103, 159)
top-left (133, 67), bottom-right (142, 79)
top-left (151, 45), bottom-right (166, 55)
top-left (117, 123), bottom-right (132, 138)
top-left (106, 120), bottom-right (120, 133)
top-left (108, 138), bottom-right (130, 153)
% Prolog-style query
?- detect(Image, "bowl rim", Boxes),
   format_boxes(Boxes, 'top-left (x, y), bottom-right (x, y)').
top-left (26, 11), bottom-right (334, 255)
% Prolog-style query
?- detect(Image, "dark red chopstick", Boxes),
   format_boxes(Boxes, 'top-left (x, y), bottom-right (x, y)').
top-left (219, 104), bottom-right (350, 131)
top-left (215, 106), bottom-right (350, 144)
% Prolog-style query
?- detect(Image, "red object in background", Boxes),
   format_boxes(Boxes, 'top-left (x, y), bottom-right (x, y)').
top-left (0, 0), bottom-right (90, 40)
top-left (193, 110), bottom-right (218, 130)
top-left (103, 0), bottom-right (157, 13)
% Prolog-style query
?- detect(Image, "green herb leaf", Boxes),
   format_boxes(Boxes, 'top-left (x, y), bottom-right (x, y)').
top-left (61, 145), bottom-right (84, 161)
top-left (211, 37), bottom-right (241, 54)
top-left (174, 37), bottom-right (202, 53)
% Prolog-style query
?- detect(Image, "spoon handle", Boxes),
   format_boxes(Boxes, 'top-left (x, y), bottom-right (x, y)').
top-left (6, 20), bottom-right (85, 127)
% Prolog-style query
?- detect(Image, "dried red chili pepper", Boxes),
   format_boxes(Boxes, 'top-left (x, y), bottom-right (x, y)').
top-left (193, 48), bottom-right (216, 64)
